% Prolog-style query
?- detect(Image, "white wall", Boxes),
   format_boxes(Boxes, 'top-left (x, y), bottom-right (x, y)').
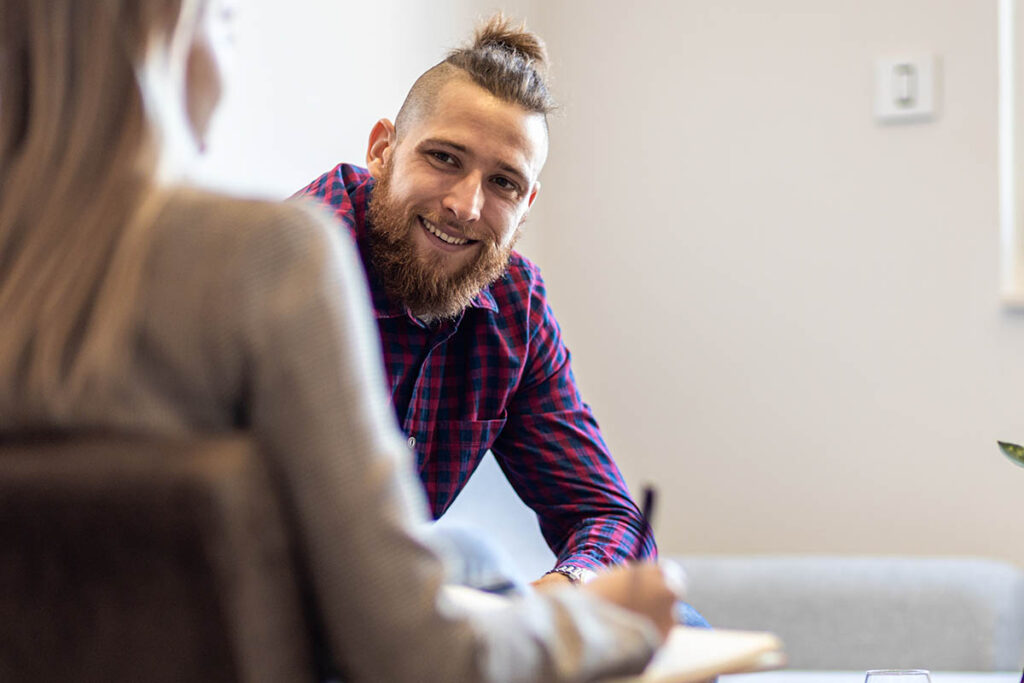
top-left (196, 0), bottom-right (521, 197)
top-left (198, 1), bottom-right (1024, 571)
top-left (527, 0), bottom-right (1024, 567)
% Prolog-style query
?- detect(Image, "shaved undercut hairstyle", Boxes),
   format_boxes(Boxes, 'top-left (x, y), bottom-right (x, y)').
top-left (394, 14), bottom-right (556, 137)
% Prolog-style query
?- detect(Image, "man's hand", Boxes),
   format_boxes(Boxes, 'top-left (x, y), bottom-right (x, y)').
top-left (531, 571), bottom-right (574, 592)
top-left (581, 563), bottom-right (683, 642)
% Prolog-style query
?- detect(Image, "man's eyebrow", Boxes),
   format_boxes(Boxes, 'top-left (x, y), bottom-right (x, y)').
top-left (419, 137), bottom-right (530, 186)
top-left (496, 161), bottom-right (529, 186)
top-left (419, 137), bottom-right (468, 153)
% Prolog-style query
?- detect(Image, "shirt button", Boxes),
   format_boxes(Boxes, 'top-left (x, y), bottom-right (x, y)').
top-left (407, 436), bottom-right (416, 449)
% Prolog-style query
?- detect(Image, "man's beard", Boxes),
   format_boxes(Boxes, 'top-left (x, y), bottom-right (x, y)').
top-left (367, 166), bottom-right (521, 321)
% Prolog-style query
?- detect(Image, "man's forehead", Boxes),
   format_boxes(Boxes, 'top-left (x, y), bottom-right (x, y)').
top-left (408, 78), bottom-right (548, 179)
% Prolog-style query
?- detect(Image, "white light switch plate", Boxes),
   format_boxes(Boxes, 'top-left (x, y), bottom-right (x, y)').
top-left (874, 55), bottom-right (937, 123)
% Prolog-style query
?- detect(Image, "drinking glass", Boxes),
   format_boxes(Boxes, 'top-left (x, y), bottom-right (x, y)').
top-left (864, 671), bottom-right (931, 683)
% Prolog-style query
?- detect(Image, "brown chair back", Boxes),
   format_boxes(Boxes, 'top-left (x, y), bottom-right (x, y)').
top-left (0, 434), bottom-right (315, 682)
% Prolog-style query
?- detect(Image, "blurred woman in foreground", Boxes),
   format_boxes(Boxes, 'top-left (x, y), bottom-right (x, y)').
top-left (0, 1), bottom-right (680, 680)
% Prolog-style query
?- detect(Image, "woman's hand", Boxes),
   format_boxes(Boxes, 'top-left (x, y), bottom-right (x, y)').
top-left (581, 562), bottom-right (684, 642)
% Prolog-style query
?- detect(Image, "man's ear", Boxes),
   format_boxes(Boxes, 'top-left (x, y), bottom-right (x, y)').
top-left (366, 118), bottom-right (397, 178)
top-left (519, 182), bottom-right (541, 227)
top-left (526, 181), bottom-right (541, 209)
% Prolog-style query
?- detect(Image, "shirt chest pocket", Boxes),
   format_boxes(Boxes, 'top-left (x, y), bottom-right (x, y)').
top-left (415, 417), bottom-right (507, 516)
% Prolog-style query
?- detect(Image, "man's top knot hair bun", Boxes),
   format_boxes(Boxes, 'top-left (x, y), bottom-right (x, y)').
top-left (472, 13), bottom-right (549, 72)
top-left (392, 11), bottom-right (555, 124)
top-left (440, 13), bottom-right (555, 114)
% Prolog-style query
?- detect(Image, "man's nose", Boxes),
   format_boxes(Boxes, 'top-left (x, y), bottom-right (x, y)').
top-left (442, 172), bottom-right (484, 223)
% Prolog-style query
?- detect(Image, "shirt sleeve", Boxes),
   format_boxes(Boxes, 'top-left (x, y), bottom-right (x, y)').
top-left (490, 269), bottom-right (658, 574)
top-left (231, 199), bottom-right (659, 682)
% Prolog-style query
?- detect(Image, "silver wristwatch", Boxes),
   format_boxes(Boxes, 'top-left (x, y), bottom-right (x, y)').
top-left (544, 565), bottom-right (596, 585)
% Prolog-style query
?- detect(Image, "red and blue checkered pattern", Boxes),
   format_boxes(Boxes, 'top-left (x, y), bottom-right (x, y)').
top-left (296, 164), bottom-right (656, 571)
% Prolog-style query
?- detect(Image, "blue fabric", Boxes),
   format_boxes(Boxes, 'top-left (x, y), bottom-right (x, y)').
top-left (677, 601), bottom-right (712, 629)
top-left (427, 524), bottom-right (530, 595)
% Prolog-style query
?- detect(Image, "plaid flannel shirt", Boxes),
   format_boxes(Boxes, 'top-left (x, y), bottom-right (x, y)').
top-left (296, 164), bottom-right (656, 572)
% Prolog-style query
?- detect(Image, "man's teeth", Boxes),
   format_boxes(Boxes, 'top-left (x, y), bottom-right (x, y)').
top-left (422, 218), bottom-right (469, 245)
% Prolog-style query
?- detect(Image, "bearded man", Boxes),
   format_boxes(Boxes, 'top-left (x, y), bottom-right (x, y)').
top-left (297, 17), bottom-right (706, 622)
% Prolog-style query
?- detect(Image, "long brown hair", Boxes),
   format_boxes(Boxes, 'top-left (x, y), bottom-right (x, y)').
top-left (0, 0), bottom-right (207, 418)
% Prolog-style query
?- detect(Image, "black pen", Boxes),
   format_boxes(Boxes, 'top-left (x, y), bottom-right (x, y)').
top-left (637, 484), bottom-right (656, 557)
top-left (630, 485), bottom-right (657, 601)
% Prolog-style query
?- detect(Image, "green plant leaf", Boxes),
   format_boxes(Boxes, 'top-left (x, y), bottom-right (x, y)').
top-left (997, 441), bottom-right (1024, 467)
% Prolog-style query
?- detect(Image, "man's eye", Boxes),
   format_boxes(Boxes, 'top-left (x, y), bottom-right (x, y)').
top-left (430, 151), bottom-right (456, 165)
top-left (491, 176), bottom-right (519, 193)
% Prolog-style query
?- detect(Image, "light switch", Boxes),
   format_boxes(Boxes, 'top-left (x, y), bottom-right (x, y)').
top-left (874, 56), bottom-right (937, 123)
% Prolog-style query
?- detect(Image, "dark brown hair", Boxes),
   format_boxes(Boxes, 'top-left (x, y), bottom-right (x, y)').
top-left (395, 14), bottom-right (555, 136)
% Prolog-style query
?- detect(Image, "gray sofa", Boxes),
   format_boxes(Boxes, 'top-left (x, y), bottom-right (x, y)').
top-left (674, 554), bottom-right (1024, 671)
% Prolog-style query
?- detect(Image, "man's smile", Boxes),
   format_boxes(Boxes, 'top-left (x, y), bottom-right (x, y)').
top-left (418, 216), bottom-right (478, 251)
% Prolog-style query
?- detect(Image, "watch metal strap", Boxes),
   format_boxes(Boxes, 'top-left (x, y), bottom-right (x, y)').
top-left (544, 566), bottom-right (596, 585)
